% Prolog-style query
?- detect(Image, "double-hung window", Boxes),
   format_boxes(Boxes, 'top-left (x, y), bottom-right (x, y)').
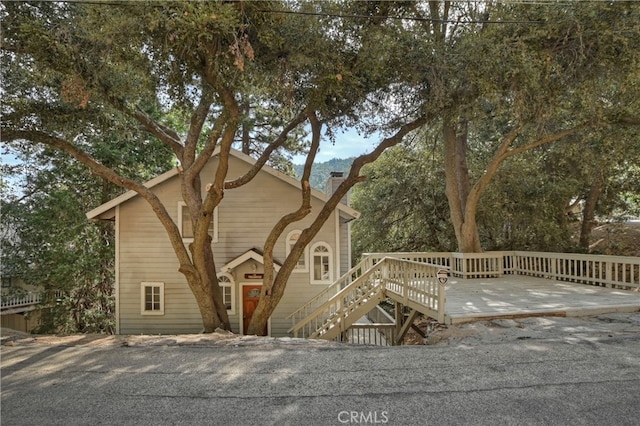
top-left (178, 202), bottom-right (218, 243)
top-left (141, 282), bottom-right (164, 315)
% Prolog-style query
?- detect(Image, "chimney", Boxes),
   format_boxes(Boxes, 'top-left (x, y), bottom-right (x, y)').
top-left (326, 171), bottom-right (349, 205)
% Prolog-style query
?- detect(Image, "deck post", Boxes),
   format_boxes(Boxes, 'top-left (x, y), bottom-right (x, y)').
top-left (395, 309), bottom-right (419, 345)
top-left (437, 269), bottom-right (448, 323)
top-left (394, 301), bottom-right (403, 338)
top-left (402, 261), bottom-right (409, 305)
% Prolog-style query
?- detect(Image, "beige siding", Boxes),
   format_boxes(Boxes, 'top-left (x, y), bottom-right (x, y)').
top-left (117, 156), bottom-right (341, 336)
top-left (339, 219), bottom-right (351, 275)
top-left (1, 310), bottom-right (40, 333)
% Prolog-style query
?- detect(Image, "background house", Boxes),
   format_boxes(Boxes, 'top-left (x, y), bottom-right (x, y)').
top-left (87, 149), bottom-right (358, 336)
top-left (1, 276), bottom-right (45, 332)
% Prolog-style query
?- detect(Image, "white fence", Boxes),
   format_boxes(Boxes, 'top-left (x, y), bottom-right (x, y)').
top-left (511, 251), bottom-right (639, 290)
top-left (289, 251), bottom-right (639, 342)
top-left (1, 290), bottom-right (63, 313)
top-left (364, 251), bottom-right (639, 290)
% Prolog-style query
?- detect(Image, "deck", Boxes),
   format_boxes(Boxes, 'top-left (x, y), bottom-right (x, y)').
top-left (444, 276), bottom-right (640, 324)
top-left (288, 251), bottom-right (639, 344)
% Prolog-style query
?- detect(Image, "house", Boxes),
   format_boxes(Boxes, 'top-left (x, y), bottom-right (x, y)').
top-left (87, 149), bottom-right (359, 336)
top-left (1, 276), bottom-right (45, 332)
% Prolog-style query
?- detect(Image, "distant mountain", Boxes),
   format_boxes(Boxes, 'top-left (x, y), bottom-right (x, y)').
top-left (293, 158), bottom-right (354, 192)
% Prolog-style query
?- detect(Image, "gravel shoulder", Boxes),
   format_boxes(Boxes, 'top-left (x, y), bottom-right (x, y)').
top-left (3, 312), bottom-right (640, 349)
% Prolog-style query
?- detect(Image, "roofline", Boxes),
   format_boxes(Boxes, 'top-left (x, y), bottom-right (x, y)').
top-left (220, 248), bottom-right (281, 273)
top-left (86, 148), bottom-right (360, 220)
top-left (86, 167), bottom-right (181, 220)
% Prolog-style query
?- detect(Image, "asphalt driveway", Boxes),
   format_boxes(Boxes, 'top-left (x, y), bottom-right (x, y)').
top-left (2, 314), bottom-right (640, 425)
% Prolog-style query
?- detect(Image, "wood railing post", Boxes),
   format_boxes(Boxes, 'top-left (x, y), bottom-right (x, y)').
top-left (402, 261), bottom-right (409, 305)
top-left (394, 301), bottom-right (403, 339)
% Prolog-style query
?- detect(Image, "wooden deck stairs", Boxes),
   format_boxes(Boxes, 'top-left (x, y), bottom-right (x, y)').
top-left (289, 251), bottom-right (639, 343)
top-left (288, 254), bottom-right (447, 341)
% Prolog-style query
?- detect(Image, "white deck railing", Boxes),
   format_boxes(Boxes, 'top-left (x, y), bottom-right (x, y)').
top-left (0, 290), bottom-right (63, 312)
top-left (286, 253), bottom-right (377, 330)
top-left (511, 251), bottom-right (639, 290)
top-left (289, 258), bottom-right (386, 339)
top-left (382, 258), bottom-right (446, 322)
top-left (1, 292), bottom-right (42, 309)
top-left (289, 257), bottom-right (446, 339)
top-left (289, 251), bottom-right (638, 341)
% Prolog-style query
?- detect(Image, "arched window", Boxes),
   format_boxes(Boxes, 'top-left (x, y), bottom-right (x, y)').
top-left (286, 230), bottom-right (308, 272)
top-left (310, 242), bottom-right (332, 285)
top-left (217, 273), bottom-right (235, 314)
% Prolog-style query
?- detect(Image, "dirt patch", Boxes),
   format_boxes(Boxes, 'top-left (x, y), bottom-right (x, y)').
top-left (4, 313), bottom-right (640, 349)
top-left (0, 328), bottom-right (340, 348)
top-left (589, 222), bottom-right (640, 257)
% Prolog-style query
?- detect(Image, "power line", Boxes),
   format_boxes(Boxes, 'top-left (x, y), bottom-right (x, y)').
top-left (257, 9), bottom-right (545, 25)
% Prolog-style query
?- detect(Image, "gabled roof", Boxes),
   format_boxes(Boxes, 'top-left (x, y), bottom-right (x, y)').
top-left (220, 248), bottom-right (281, 273)
top-left (86, 148), bottom-right (360, 220)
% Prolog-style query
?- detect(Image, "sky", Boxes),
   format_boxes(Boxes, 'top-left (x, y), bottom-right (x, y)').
top-left (0, 127), bottom-right (381, 184)
top-left (292, 127), bottom-right (381, 164)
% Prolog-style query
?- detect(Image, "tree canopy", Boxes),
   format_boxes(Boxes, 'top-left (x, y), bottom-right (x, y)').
top-left (2, 1), bottom-right (639, 335)
top-left (1, 1), bottom-right (430, 333)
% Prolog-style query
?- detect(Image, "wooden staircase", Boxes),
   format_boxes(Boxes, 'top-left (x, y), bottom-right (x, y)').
top-left (288, 255), bottom-right (448, 341)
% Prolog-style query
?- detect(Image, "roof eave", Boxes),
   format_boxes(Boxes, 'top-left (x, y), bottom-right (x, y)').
top-left (86, 149), bottom-right (361, 220)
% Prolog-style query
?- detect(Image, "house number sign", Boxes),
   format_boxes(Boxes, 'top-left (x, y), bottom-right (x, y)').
top-left (244, 273), bottom-right (264, 279)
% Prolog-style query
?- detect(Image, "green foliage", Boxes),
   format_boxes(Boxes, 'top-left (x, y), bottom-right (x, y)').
top-left (3, 0), bottom-right (422, 333)
top-left (352, 120), bottom-right (640, 256)
top-left (478, 150), bottom-right (577, 252)
top-left (1, 122), bottom-right (174, 334)
top-left (3, 0), bottom-right (640, 335)
top-left (293, 157), bottom-right (354, 191)
top-left (351, 140), bottom-right (456, 258)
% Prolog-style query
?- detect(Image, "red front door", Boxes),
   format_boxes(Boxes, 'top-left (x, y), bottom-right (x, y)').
top-left (242, 285), bottom-right (268, 335)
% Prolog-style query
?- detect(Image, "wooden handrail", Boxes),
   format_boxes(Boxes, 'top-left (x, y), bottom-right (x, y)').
top-left (288, 250), bottom-right (638, 341)
top-left (1, 290), bottom-right (63, 310)
top-left (288, 259), bottom-right (383, 335)
top-left (289, 257), bottom-right (448, 338)
top-left (286, 253), bottom-right (377, 322)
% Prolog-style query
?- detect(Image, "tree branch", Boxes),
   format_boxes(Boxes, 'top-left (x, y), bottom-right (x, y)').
top-left (262, 110), bottom-right (322, 294)
top-left (466, 124), bottom-right (582, 220)
top-left (2, 129), bottom-right (194, 271)
top-left (224, 108), bottom-right (309, 190)
top-left (183, 84), bottom-right (216, 168)
top-left (499, 125), bottom-right (582, 162)
top-left (133, 109), bottom-right (184, 158)
top-left (184, 112), bottom-right (227, 182)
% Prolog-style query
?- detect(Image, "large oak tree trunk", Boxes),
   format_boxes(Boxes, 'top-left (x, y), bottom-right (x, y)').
top-left (443, 119), bottom-right (483, 253)
top-left (179, 233), bottom-right (231, 332)
top-left (248, 114), bottom-right (430, 335)
top-left (579, 171), bottom-right (605, 250)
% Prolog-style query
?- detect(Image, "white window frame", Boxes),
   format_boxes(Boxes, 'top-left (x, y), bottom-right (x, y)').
top-left (140, 282), bottom-right (164, 315)
top-left (285, 230), bottom-right (308, 273)
top-left (310, 242), bottom-right (333, 285)
top-left (178, 201), bottom-right (218, 243)
top-left (217, 273), bottom-right (236, 315)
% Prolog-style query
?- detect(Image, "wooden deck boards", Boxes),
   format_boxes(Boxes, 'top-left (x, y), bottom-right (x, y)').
top-left (443, 276), bottom-right (640, 324)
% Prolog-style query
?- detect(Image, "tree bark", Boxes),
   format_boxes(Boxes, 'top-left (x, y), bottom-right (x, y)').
top-left (579, 171), bottom-right (605, 250)
top-left (443, 119), bottom-right (483, 253)
top-left (247, 111), bottom-right (321, 335)
top-left (442, 119), bottom-right (581, 253)
top-left (248, 114), bottom-right (430, 335)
